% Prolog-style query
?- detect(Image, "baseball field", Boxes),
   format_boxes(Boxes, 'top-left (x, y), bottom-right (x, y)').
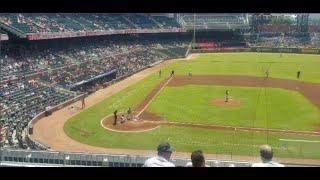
top-left (63, 53), bottom-right (320, 160)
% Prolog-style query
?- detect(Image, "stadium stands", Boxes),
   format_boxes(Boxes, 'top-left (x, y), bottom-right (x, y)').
top-left (0, 32), bottom-right (189, 149)
top-left (0, 14), bottom-right (183, 37)
top-left (257, 25), bottom-right (298, 33)
top-left (1, 34), bottom-right (189, 88)
top-left (250, 32), bottom-right (311, 48)
top-left (0, 79), bottom-right (76, 149)
top-left (180, 14), bottom-right (249, 30)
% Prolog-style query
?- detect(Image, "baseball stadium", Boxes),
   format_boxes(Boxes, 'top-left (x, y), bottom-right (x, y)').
top-left (1, 13), bottom-right (320, 167)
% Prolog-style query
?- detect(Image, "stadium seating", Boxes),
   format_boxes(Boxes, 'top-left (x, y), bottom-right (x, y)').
top-left (0, 14), bottom-right (182, 34)
top-left (180, 14), bottom-right (249, 29)
top-left (251, 32), bottom-right (310, 48)
top-left (0, 79), bottom-right (76, 149)
top-left (151, 16), bottom-right (181, 28)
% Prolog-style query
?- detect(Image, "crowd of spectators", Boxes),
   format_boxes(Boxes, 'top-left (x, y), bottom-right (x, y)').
top-left (248, 32), bottom-right (313, 48)
top-left (257, 25), bottom-right (298, 33)
top-left (1, 34), bottom-right (189, 88)
top-left (0, 14), bottom-right (182, 34)
top-left (0, 78), bottom-right (76, 149)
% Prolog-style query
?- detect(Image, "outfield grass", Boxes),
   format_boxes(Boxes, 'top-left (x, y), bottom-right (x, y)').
top-left (64, 53), bottom-right (320, 159)
top-left (146, 85), bottom-right (320, 131)
top-left (169, 53), bottom-right (320, 83)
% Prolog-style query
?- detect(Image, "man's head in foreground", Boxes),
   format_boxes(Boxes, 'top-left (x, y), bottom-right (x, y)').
top-left (157, 142), bottom-right (174, 160)
top-left (191, 150), bottom-right (205, 167)
top-left (260, 144), bottom-right (273, 162)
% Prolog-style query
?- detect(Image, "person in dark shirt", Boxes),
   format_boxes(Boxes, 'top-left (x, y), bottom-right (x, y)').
top-left (171, 70), bottom-right (174, 76)
top-left (81, 95), bottom-right (85, 109)
top-left (225, 90), bottom-right (229, 102)
top-left (113, 110), bottom-right (118, 125)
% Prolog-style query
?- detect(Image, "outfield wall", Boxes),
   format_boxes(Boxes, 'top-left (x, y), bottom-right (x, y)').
top-left (189, 48), bottom-right (251, 54)
top-left (189, 47), bottom-right (320, 55)
top-left (251, 47), bottom-right (320, 54)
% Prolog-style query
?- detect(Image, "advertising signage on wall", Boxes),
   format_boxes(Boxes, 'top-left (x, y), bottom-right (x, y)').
top-left (252, 47), bottom-right (318, 54)
top-left (301, 48), bottom-right (319, 54)
top-left (191, 47), bottom-right (320, 55)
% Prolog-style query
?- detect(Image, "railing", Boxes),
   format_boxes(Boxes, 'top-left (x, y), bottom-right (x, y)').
top-left (0, 149), bottom-right (251, 167)
top-left (1, 149), bottom-right (317, 167)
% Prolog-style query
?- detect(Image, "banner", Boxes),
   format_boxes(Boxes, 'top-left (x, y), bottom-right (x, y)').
top-left (278, 48), bottom-right (294, 53)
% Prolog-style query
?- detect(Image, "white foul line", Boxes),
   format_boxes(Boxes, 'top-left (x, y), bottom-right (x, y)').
top-left (136, 76), bottom-right (173, 117)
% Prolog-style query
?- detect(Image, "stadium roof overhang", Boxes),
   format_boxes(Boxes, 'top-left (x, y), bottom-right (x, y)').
top-left (0, 23), bottom-right (26, 38)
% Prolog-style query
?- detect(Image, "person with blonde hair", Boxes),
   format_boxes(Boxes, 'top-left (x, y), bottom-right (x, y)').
top-left (252, 144), bottom-right (284, 167)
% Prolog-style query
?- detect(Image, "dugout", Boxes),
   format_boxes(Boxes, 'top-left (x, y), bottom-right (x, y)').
top-left (68, 69), bottom-right (117, 92)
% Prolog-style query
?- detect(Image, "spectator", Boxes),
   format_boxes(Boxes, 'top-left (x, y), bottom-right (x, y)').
top-left (185, 150), bottom-right (208, 167)
top-left (143, 142), bottom-right (175, 167)
top-left (252, 144), bottom-right (284, 167)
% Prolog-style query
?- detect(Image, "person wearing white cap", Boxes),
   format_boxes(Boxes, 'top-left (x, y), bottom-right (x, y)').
top-left (143, 142), bottom-right (175, 167)
top-left (252, 144), bottom-right (284, 167)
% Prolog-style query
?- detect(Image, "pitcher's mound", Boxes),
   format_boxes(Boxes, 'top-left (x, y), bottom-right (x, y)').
top-left (209, 98), bottom-right (241, 107)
